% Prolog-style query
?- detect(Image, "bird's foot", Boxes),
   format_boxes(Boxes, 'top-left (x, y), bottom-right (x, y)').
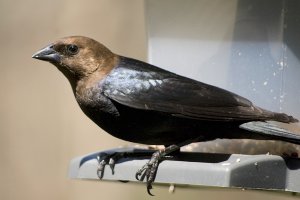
top-left (135, 150), bottom-right (165, 196)
top-left (96, 152), bottom-right (123, 179)
top-left (96, 143), bottom-right (191, 195)
top-left (96, 149), bottom-right (156, 180)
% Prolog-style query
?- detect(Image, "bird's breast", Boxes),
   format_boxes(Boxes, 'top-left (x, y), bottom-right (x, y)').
top-left (75, 81), bottom-right (120, 115)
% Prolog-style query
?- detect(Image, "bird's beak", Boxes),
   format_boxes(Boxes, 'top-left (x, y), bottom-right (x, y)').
top-left (32, 45), bottom-right (61, 63)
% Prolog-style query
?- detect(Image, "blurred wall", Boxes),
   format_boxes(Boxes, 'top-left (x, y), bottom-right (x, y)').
top-left (0, 0), bottom-right (299, 200)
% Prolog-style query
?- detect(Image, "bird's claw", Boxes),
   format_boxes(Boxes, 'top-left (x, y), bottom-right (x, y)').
top-left (97, 153), bottom-right (119, 179)
top-left (135, 162), bottom-right (158, 196)
top-left (97, 154), bottom-right (108, 179)
top-left (135, 151), bottom-right (162, 196)
top-left (147, 183), bottom-right (154, 196)
top-left (108, 157), bottom-right (116, 174)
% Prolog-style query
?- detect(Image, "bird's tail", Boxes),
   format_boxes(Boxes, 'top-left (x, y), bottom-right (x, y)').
top-left (240, 121), bottom-right (300, 145)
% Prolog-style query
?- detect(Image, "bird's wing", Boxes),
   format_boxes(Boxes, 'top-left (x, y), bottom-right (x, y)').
top-left (102, 58), bottom-right (272, 121)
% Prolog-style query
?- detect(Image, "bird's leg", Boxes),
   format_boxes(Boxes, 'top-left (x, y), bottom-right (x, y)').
top-left (135, 137), bottom-right (201, 196)
top-left (96, 149), bottom-right (156, 179)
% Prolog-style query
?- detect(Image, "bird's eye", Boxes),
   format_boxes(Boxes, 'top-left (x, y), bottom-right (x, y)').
top-left (66, 44), bottom-right (79, 55)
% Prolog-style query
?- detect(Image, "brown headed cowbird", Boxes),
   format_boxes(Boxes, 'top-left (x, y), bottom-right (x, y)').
top-left (33, 36), bottom-right (299, 195)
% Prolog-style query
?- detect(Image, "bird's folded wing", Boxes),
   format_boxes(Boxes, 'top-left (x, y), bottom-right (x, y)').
top-left (103, 67), bottom-right (273, 121)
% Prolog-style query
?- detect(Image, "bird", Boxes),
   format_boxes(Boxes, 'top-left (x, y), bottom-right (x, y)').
top-left (32, 36), bottom-right (299, 195)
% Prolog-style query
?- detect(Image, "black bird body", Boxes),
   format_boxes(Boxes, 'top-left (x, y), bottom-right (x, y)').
top-left (31, 35), bottom-right (299, 145)
top-left (33, 36), bottom-right (300, 194)
top-left (73, 55), bottom-right (297, 145)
